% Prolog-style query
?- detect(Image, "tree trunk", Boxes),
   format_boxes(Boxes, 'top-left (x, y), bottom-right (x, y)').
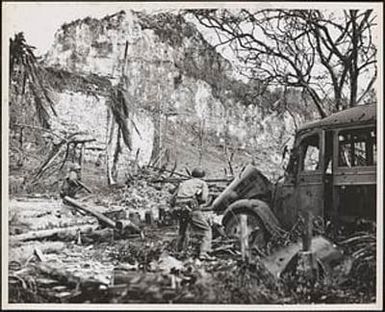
top-left (198, 119), bottom-right (206, 166)
top-left (150, 115), bottom-right (161, 166)
top-left (32, 140), bottom-right (67, 182)
top-left (9, 224), bottom-right (97, 242)
top-left (111, 126), bottom-right (122, 182)
top-left (305, 86), bottom-right (327, 118)
top-left (19, 126), bottom-right (24, 150)
top-left (349, 10), bottom-right (359, 107)
top-left (106, 107), bottom-right (116, 185)
top-left (63, 196), bottom-right (117, 228)
top-left (79, 143), bottom-right (85, 179)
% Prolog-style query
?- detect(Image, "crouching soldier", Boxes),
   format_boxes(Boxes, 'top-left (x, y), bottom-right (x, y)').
top-left (172, 167), bottom-right (214, 261)
top-left (60, 163), bottom-right (83, 199)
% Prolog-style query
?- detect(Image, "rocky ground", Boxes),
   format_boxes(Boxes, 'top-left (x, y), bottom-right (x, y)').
top-left (7, 169), bottom-right (377, 305)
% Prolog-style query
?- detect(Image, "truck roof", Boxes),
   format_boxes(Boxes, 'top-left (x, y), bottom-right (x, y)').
top-left (298, 104), bottom-right (377, 132)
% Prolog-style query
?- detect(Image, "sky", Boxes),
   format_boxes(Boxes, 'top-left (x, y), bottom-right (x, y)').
top-left (3, 2), bottom-right (382, 92)
top-left (3, 1), bottom-right (269, 56)
top-left (2, 1), bottom-right (250, 81)
top-left (3, 2), bottom-right (162, 55)
top-left (4, 2), bottom-right (381, 56)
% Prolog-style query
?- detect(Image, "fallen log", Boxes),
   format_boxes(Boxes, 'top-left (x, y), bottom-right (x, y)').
top-left (63, 197), bottom-right (142, 235)
top-left (9, 241), bottom-right (66, 264)
top-left (34, 263), bottom-right (108, 289)
top-left (9, 224), bottom-right (97, 242)
top-left (63, 196), bottom-right (116, 228)
top-left (150, 178), bottom-right (233, 184)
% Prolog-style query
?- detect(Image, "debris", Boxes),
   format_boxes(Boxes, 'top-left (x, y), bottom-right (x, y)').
top-left (262, 236), bottom-right (343, 279)
top-left (115, 219), bottom-right (143, 237)
top-left (9, 224), bottom-right (97, 242)
top-left (7, 168), bottom-right (376, 304)
top-left (34, 262), bottom-right (108, 289)
top-left (82, 228), bottom-right (115, 244)
top-left (33, 248), bottom-right (46, 262)
top-left (157, 252), bottom-right (184, 272)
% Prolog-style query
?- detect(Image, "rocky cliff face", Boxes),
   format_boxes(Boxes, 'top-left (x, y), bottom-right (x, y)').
top-left (44, 10), bottom-right (315, 181)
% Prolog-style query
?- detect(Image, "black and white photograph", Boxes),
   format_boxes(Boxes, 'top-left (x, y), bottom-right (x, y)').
top-left (2, 1), bottom-right (383, 309)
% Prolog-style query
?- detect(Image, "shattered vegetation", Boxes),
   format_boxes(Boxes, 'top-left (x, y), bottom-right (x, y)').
top-left (7, 10), bottom-right (378, 306)
top-left (8, 167), bottom-right (376, 304)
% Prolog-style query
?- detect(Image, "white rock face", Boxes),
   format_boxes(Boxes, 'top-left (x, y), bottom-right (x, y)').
top-left (45, 10), bottom-right (311, 181)
top-left (51, 91), bottom-right (107, 143)
top-left (130, 111), bottom-right (154, 166)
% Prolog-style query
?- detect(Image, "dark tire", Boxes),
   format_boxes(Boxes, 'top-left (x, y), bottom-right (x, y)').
top-left (223, 208), bottom-right (268, 250)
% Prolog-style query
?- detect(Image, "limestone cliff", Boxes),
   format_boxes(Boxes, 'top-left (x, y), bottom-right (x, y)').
top-left (43, 10), bottom-right (315, 182)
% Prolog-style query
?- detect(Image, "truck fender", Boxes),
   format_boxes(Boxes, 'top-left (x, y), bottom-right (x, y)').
top-left (222, 199), bottom-right (285, 237)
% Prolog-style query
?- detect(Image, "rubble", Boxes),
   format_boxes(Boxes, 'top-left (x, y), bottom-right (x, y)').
top-left (7, 172), bottom-right (377, 304)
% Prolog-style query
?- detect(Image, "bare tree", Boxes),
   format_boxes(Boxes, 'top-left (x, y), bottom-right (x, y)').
top-left (188, 9), bottom-right (377, 117)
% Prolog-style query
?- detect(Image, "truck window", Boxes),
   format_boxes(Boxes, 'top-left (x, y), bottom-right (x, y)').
top-left (301, 134), bottom-right (320, 171)
top-left (338, 128), bottom-right (376, 167)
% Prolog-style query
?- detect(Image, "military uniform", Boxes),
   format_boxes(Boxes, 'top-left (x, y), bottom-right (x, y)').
top-left (173, 171), bottom-right (212, 259)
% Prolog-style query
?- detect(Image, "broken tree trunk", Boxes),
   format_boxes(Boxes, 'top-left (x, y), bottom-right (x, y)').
top-left (240, 214), bottom-right (250, 261)
top-left (63, 196), bottom-right (116, 228)
top-left (9, 224), bottom-right (97, 242)
top-left (34, 263), bottom-right (108, 289)
top-left (106, 109), bottom-right (116, 185)
top-left (302, 210), bottom-right (313, 252)
top-left (63, 197), bottom-right (142, 235)
top-left (295, 210), bottom-right (319, 281)
top-left (79, 143), bottom-right (85, 179)
top-left (132, 148), bottom-right (140, 176)
top-left (32, 140), bottom-right (67, 182)
top-left (151, 177), bottom-right (233, 184)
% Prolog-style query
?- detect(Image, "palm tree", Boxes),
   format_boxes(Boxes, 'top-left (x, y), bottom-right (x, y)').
top-left (9, 32), bottom-right (57, 129)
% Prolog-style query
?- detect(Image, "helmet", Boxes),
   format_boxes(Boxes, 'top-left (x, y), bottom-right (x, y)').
top-left (191, 167), bottom-right (205, 178)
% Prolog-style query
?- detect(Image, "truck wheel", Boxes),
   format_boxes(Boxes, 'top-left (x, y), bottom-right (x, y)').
top-left (223, 209), bottom-right (267, 250)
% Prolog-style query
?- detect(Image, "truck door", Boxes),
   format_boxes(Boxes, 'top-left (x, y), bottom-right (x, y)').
top-left (296, 130), bottom-right (325, 219)
top-left (332, 126), bottom-right (377, 223)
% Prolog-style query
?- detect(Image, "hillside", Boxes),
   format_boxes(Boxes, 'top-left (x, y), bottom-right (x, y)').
top-left (9, 9), bottom-right (318, 193)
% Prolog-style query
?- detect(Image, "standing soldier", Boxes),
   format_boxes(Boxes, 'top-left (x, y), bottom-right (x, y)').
top-left (173, 167), bottom-right (214, 261)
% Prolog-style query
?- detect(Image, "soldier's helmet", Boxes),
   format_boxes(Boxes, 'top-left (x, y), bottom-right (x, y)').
top-left (191, 167), bottom-right (205, 178)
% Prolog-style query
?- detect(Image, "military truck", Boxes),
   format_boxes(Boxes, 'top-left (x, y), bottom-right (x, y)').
top-left (213, 104), bottom-right (377, 247)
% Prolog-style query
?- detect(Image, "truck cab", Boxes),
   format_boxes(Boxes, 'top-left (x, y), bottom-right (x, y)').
top-left (273, 104), bottom-right (377, 229)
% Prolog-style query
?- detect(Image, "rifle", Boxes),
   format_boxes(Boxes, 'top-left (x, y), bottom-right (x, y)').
top-left (76, 180), bottom-right (92, 193)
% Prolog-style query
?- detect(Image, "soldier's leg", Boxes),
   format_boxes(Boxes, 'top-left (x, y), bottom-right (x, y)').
top-left (177, 208), bottom-right (190, 251)
top-left (190, 210), bottom-right (212, 256)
